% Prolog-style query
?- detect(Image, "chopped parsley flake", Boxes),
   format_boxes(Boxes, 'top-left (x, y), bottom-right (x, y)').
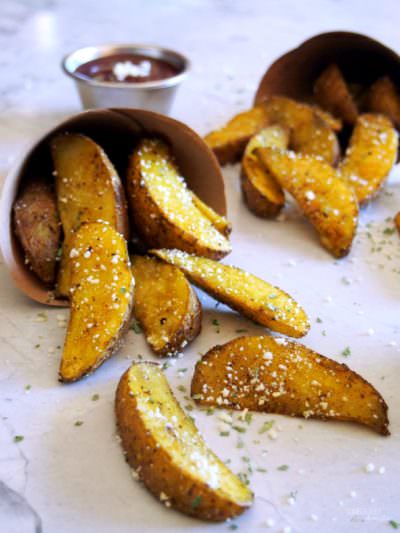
top-left (342, 346), bottom-right (351, 357)
top-left (74, 421), bottom-right (84, 427)
top-left (191, 495), bottom-right (202, 509)
top-left (389, 521), bottom-right (400, 530)
top-left (384, 228), bottom-right (396, 235)
top-left (14, 435), bottom-right (24, 443)
top-left (91, 394), bottom-right (99, 401)
top-left (259, 420), bottom-right (274, 434)
top-left (316, 317), bottom-right (323, 323)
top-left (277, 464), bottom-right (289, 471)
top-left (130, 320), bottom-right (142, 334)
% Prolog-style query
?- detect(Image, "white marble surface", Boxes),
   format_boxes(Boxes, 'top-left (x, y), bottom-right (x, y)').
top-left (1, 1), bottom-right (400, 532)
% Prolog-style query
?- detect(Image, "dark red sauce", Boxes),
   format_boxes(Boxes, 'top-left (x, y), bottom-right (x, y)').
top-left (75, 53), bottom-right (179, 83)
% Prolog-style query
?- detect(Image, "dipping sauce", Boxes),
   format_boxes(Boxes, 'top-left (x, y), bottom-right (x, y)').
top-left (75, 53), bottom-right (180, 83)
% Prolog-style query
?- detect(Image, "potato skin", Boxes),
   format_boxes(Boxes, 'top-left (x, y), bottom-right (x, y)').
top-left (241, 161), bottom-right (283, 218)
top-left (126, 139), bottom-right (231, 260)
top-left (191, 336), bottom-right (390, 436)
top-left (131, 255), bottom-right (202, 356)
top-left (13, 180), bottom-right (61, 285)
top-left (240, 126), bottom-right (288, 218)
top-left (115, 364), bottom-right (253, 521)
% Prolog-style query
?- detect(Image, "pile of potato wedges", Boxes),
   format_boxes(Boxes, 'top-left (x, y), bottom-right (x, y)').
top-left (12, 117), bottom-right (391, 523)
top-left (205, 66), bottom-right (400, 258)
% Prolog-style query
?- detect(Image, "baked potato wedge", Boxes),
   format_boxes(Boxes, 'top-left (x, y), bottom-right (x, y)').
top-left (131, 255), bottom-right (202, 356)
top-left (13, 179), bottom-right (60, 285)
top-left (115, 362), bottom-right (253, 521)
top-left (241, 125), bottom-right (288, 218)
top-left (191, 336), bottom-right (390, 436)
top-left (367, 76), bottom-right (400, 129)
top-left (150, 249), bottom-right (310, 338)
top-left (190, 192), bottom-right (232, 237)
top-left (257, 147), bottom-right (358, 258)
top-left (205, 97), bottom-right (340, 165)
top-left (51, 133), bottom-right (129, 298)
top-left (127, 138), bottom-right (231, 259)
top-left (204, 105), bottom-right (271, 165)
top-left (59, 222), bottom-right (134, 382)
top-left (313, 64), bottom-right (358, 125)
top-left (262, 96), bottom-right (340, 164)
top-left (339, 113), bottom-right (398, 205)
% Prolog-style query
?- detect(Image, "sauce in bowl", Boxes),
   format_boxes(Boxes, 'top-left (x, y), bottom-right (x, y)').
top-left (75, 53), bottom-right (180, 84)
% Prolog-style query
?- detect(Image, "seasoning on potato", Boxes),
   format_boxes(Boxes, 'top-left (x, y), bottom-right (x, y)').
top-left (339, 113), bottom-right (398, 205)
top-left (59, 222), bottom-right (134, 382)
top-left (131, 255), bottom-right (201, 356)
top-left (115, 362), bottom-right (253, 521)
top-left (257, 147), bottom-right (359, 258)
top-left (191, 336), bottom-right (390, 436)
top-left (313, 63), bottom-right (358, 125)
top-left (13, 179), bottom-right (60, 285)
top-left (127, 138), bottom-right (232, 259)
top-left (241, 125), bottom-right (288, 218)
top-left (51, 133), bottom-right (129, 298)
top-left (150, 248), bottom-right (310, 338)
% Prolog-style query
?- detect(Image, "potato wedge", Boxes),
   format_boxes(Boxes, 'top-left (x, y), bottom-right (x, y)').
top-left (51, 133), bottom-right (129, 298)
top-left (127, 138), bottom-right (231, 259)
top-left (263, 96), bottom-right (340, 164)
top-left (191, 336), bottom-right (390, 436)
top-left (150, 249), bottom-right (310, 338)
top-left (13, 180), bottom-right (60, 285)
top-left (131, 255), bottom-right (202, 356)
top-left (313, 64), bottom-right (358, 125)
top-left (367, 76), bottom-right (400, 129)
top-left (339, 113), bottom-right (398, 205)
top-left (59, 222), bottom-right (134, 382)
top-left (190, 192), bottom-right (232, 237)
top-left (115, 362), bottom-right (253, 521)
top-left (257, 147), bottom-right (358, 258)
top-left (204, 97), bottom-right (340, 166)
top-left (241, 126), bottom-right (288, 218)
top-left (204, 105), bottom-right (271, 165)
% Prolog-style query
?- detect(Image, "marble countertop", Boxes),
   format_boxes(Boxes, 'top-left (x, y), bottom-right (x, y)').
top-left (1, 1), bottom-right (400, 532)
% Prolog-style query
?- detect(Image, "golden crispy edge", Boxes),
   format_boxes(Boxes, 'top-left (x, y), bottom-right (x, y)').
top-left (59, 224), bottom-right (134, 382)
